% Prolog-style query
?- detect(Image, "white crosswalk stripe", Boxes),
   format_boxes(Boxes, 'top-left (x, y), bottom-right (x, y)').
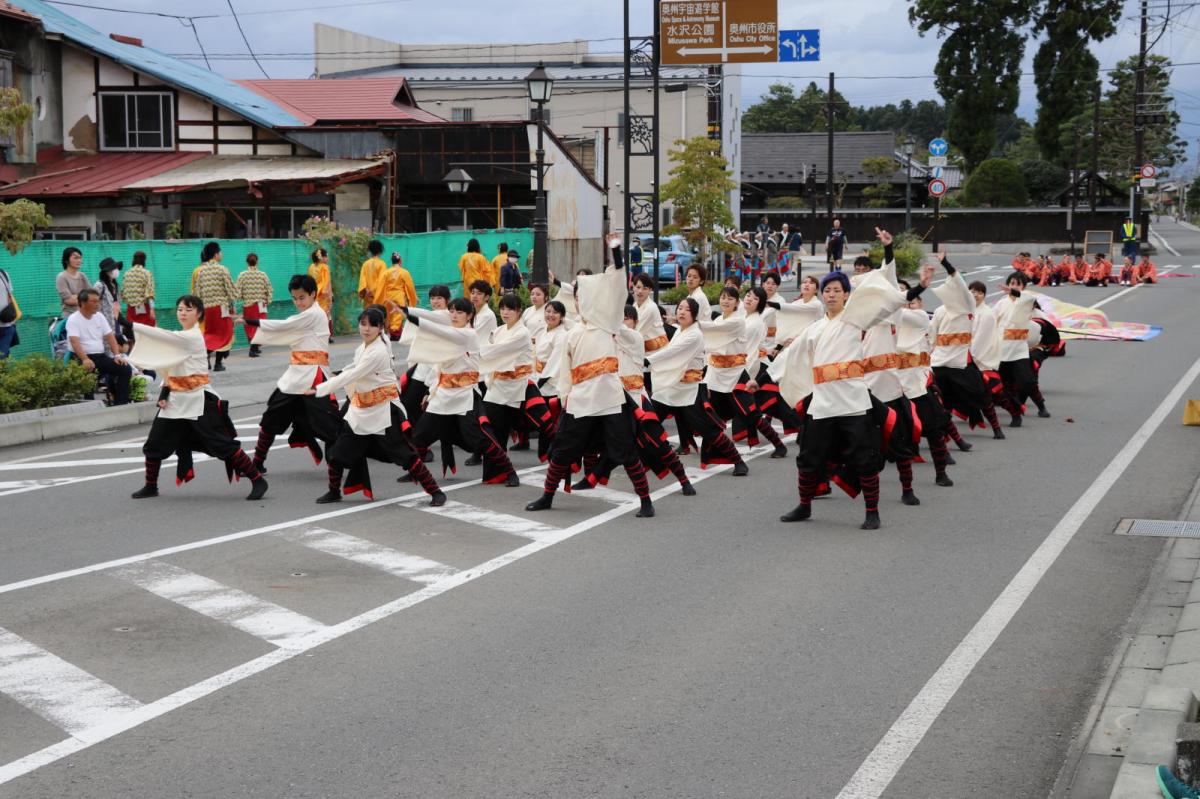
top-left (112, 560), bottom-right (326, 649)
top-left (275, 527), bottom-right (458, 584)
top-left (0, 627), bottom-right (144, 735)
top-left (399, 497), bottom-right (560, 541)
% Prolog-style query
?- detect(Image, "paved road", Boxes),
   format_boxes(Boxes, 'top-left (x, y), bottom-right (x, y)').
top-left (2, 222), bottom-right (1200, 798)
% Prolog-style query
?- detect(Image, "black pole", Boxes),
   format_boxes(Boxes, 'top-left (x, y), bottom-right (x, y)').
top-left (1090, 81), bottom-right (1100, 212)
top-left (533, 104), bottom-right (548, 286)
top-left (1133, 0), bottom-right (1148, 244)
top-left (1069, 129), bottom-right (1080, 256)
top-left (932, 196), bottom-right (940, 253)
top-left (809, 162), bottom-right (817, 255)
top-left (652, 0), bottom-right (661, 304)
top-left (622, 0), bottom-right (631, 287)
top-left (826, 72), bottom-right (834, 243)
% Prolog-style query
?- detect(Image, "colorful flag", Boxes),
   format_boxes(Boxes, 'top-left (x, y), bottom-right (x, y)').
top-left (1027, 292), bottom-right (1162, 341)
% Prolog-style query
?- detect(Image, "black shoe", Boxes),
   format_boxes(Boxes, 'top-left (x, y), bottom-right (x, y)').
top-left (396, 473), bottom-right (414, 483)
top-left (213, 362), bottom-right (227, 372)
top-left (945, 454), bottom-right (956, 466)
top-left (505, 472), bottom-right (520, 487)
top-left (572, 478), bottom-right (593, 491)
top-left (936, 473), bottom-right (954, 487)
top-left (525, 493), bottom-right (554, 512)
top-left (247, 349), bottom-right (260, 358)
top-left (732, 462), bottom-right (749, 476)
top-left (315, 489), bottom-right (341, 504)
top-left (780, 504), bottom-right (812, 522)
top-left (901, 491), bottom-right (921, 506)
top-left (636, 497), bottom-right (655, 518)
top-left (1010, 415), bottom-right (1022, 428)
top-left (131, 484), bottom-right (158, 499)
top-left (861, 511), bottom-right (881, 530)
top-left (328, 337), bottom-right (334, 344)
top-left (955, 439), bottom-right (973, 452)
top-left (680, 482), bottom-right (697, 496)
top-left (1037, 407), bottom-right (1051, 418)
top-left (510, 441), bottom-right (530, 451)
top-left (675, 444), bottom-right (693, 457)
top-left (253, 460), bottom-right (267, 475)
top-left (464, 454), bottom-right (483, 467)
top-left (993, 428), bottom-right (1006, 440)
top-left (771, 444), bottom-right (788, 458)
top-left (429, 491), bottom-right (447, 507)
top-left (246, 477), bottom-right (268, 500)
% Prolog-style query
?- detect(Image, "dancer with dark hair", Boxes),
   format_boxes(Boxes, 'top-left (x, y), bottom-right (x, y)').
top-left (235, 252), bottom-right (271, 358)
top-left (192, 242), bottom-right (237, 372)
top-left (897, 270), bottom-right (954, 489)
top-left (128, 295), bottom-right (267, 500)
top-left (308, 305), bottom-right (445, 505)
top-left (995, 271), bottom-right (1041, 426)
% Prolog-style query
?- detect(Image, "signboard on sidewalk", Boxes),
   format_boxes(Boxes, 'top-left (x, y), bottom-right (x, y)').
top-left (661, 0), bottom-right (779, 64)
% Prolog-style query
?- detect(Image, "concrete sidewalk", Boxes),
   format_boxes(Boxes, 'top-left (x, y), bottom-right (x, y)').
top-left (1058, 477), bottom-right (1200, 797)
top-left (0, 336), bottom-right (368, 449)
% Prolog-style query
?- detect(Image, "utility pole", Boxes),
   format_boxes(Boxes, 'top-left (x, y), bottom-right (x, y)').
top-left (1090, 81), bottom-right (1100, 212)
top-left (1069, 128), bottom-right (1080, 255)
top-left (1133, 0), bottom-right (1148, 241)
top-left (826, 72), bottom-right (835, 251)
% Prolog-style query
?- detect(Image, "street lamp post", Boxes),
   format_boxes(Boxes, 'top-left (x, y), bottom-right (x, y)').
top-left (903, 135), bottom-right (915, 233)
top-left (526, 61), bottom-right (555, 287)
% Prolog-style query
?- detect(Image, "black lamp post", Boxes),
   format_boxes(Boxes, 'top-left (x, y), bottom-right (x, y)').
top-left (903, 135), bottom-right (915, 232)
top-left (526, 61), bottom-right (555, 286)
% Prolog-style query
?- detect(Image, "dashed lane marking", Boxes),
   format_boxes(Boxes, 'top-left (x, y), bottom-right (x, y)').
top-left (399, 497), bottom-right (561, 541)
top-left (273, 527), bottom-right (458, 585)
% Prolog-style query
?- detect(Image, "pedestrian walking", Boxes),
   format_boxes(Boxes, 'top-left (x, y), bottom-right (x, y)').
top-left (235, 253), bottom-right (272, 357)
top-left (192, 242), bottom-right (237, 371)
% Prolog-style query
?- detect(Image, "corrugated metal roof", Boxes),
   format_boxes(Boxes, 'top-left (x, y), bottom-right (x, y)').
top-left (236, 78), bottom-right (445, 126)
top-left (8, 0), bottom-right (303, 129)
top-left (0, 151), bottom-right (207, 197)
top-left (742, 132), bottom-right (907, 184)
top-left (342, 64), bottom-right (709, 83)
top-left (123, 155), bottom-right (387, 192)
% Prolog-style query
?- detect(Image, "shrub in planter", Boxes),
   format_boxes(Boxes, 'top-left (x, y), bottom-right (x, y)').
top-left (866, 231), bottom-right (925, 278)
top-left (659, 282), bottom-right (724, 307)
top-left (130, 375), bottom-right (148, 403)
top-left (0, 354), bottom-right (97, 413)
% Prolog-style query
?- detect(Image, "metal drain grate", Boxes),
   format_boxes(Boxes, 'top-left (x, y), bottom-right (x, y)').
top-left (1121, 519), bottom-right (1200, 538)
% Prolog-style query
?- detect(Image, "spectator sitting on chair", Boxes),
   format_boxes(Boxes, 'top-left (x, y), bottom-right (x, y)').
top-left (67, 288), bottom-right (132, 405)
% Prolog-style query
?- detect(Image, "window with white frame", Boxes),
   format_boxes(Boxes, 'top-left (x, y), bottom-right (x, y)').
top-left (450, 107), bottom-right (474, 122)
top-left (98, 91), bottom-right (174, 151)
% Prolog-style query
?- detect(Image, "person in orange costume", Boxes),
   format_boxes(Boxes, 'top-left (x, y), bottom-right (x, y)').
top-left (1085, 253), bottom-right (1112, 287)
top-left (1135, 254), bottom-right (1158, 284)
top-left (374, 252), bottom-right (418, 340)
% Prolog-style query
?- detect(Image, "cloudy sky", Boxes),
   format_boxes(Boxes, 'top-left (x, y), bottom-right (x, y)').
top-left (47, 0), bottom-right (1200, 172)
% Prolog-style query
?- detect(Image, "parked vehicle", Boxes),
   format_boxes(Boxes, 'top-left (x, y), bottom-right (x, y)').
top-left (635, 235), bottom-right (696, 286)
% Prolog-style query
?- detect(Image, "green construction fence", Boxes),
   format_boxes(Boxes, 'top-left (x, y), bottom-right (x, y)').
top-left (0, 229), bottom-right (531, 360)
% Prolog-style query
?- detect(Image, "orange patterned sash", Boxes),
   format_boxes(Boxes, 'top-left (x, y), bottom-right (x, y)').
top-left (897, 352), bottom-right (931, 369)
top-left (1003, 328), bottom-right (1029, 340)
top-left (570, 356), bottom-right (618, 384)
top-left (492, 364), bottom-right (533, 381)
top-left (935, 332), bottom-right (972, 347)
top-left (165, 374), bottom-right (210, 391)
top-left (351, 384), bottom-right (399, 408)
top-left (291, 350), bottom-right (330, 366)
top-left (681, 369), bottom-right (704, 383)
top-left (708, 353), bottom-right (748, 369)
top-left (812, 360), bottom-right (866, 385)
top-left (860, 353), bottom-right (900, 373)
top-left (643, 334), bottom-right (668, 352)
top-left (438, 371), bottom-right (480, 389)
top-left (621, 375), bottom-right (645, 391)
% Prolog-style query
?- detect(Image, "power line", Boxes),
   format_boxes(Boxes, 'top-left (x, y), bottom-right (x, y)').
top-left (44, 0), bottom-right (414, 19)
top-left (225, 0), bottom-right (269, 79)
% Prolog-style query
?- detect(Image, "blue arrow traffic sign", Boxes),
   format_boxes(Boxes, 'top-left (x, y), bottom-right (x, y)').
top-left (778, 29), bottom-right (820, 62)
top-left (929, 138), bottom-right (948, 156)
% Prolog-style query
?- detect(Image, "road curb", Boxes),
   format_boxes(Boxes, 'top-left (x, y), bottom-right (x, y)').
top-left (0, 401), bottom-right (161, 448)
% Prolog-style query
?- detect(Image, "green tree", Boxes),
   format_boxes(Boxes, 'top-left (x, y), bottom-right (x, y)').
top-left (962, 158), bottom-right (1029, 206)
top-left (1187, 176), bottom-right (1200, 216)
top-left (1019, 159), bottom-right (1069, 204)
top-left (1055, 55), bottom-right (1186, 178)
top-left (861, 156), bottom-right (897, 208)
top-left (0, 89), bottom-right (48, 255)
top-left (909, 0), bottom-right (1038, 172)
top-left (1032, 0), bottom-right (1121, 164)
top-left (661, 137), bottom-right (737, 267)
top-left (742, 81), bottom-right (856, 133)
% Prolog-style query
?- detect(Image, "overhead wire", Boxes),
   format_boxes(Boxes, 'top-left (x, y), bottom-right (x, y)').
top-left (225, 0), bottom-right (270, 78)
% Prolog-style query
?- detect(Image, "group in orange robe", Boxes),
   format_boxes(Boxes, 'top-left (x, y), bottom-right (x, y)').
top-left (1070, 256), bottom-right (1089, 284)
top-left (1086, 255), bottom-right (1112, 287)
top-left (1135, 256), bottom-right (1158, 284)
top-left (1011, 253), bottom-right (1037, 280)
top-left (308, 255), bottom-right (333, 335)
top-left (374, 255), bottom-right (418, 340)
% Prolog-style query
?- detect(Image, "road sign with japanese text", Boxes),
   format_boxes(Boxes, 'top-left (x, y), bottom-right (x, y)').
top-left (661, 0), bottom-right (779, 64)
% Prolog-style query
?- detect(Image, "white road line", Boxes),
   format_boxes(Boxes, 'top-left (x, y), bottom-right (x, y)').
top-left (111, 561), bottom-right (326, 649)
top-left (0, 462), bottom-right (553, 597)
top-left (574, 484), bottom-right (640, 505)
top-left (0, 467), bottom-right (147, 498)
top-left (1179, 219), bottom-right (1200, 232)
top-left (275, 527), bottom-right (457, 585)
top-left (400, 497), bottom-right (561, 541)
top-left (1090, 284), bottom-right (1141, 309)
top-left (1191, 264), bottom-right (1200, 269)
top-left (0, 440), bottom-right (771, 783)
top-left (1151, 228), bottom-right (1180, 257)
top-left (0, 627), bottom-right (144, 736)
top-left (834, 352), bottom-right (1200, 799)
top-left (0, 456), bottom-right (207, 470)
top-left (0, 479), bottom-right (82, 490)
top-left (0, 417), bottom-right (262, 465)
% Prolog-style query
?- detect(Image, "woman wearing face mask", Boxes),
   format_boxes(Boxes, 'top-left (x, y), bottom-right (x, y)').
top-left (645, 297), bottom-right (747, 474)
top-left (701, 286), bottom-right (788, 458)
top-left (93, 257), bottom-right (124, 354)
top-left (128, 295), bottom-right (267, 501)
top-left (403, 298), bottom-right (520, 485)
top-left (306, 305), bottom-right (445, 506)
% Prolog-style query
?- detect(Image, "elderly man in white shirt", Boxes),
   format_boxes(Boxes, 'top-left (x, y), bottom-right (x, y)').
top-left (67, 287), bottom-right (132, 405)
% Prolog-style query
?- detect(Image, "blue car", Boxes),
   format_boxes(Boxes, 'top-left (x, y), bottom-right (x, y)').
top-left (636, 235), bottom-right (696, 286)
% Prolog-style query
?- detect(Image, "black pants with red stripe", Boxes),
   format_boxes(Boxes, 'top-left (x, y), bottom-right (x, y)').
top-left (327, 406), bottom-right (424, 498)
top-left (410, 406), bottom-right (514, 482)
